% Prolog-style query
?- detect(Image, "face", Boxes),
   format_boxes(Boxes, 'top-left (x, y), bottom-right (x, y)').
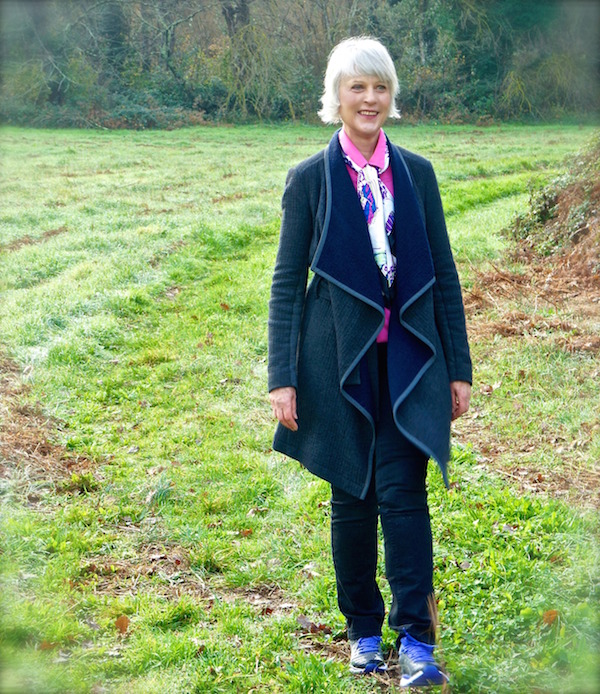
top-left (338, 74), bottom-right (392, 148)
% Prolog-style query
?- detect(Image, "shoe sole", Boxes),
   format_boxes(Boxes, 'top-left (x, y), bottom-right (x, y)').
top-left (400, 666), bottom-right (449, 687)
top-left (349, 662), bottom-right (388, 674)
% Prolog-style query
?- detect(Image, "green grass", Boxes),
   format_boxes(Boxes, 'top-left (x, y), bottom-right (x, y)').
top-left (1, 123), bottom-right (599, 693)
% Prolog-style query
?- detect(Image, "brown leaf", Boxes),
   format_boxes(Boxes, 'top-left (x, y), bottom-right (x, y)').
top-left (191, 638), bottom-right (206, 657)
top-left (220, 302), bottom-right (230, 311)
top-left (301, 562), bottom-right (320, 579)
top-left (115, 615), bottom-right (130, 634)
top-left (297, 614), bottom-right (319, 633)
top-left (296, 615), bottom-right (332, 635)
top-left (542, 609), bottom-right (559, 626)
top-left (316, 622), bottom-right (332, 634)
top-left (247, 506), bottom-right (268, 517)
top-left (39, 640), bottom-right (58, 651)
top-left (239, 528), bottom-right (253, 537)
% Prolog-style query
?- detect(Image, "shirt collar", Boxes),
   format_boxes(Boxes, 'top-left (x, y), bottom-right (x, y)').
top-left (339, 128), bottom-right (387, 169)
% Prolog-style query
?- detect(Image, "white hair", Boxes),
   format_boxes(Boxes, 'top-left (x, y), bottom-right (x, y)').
top-left (318, 36), bottom-right (400, 124)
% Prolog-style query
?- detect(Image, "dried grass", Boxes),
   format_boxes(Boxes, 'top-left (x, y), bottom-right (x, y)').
top-left (0, 355), bottom-right (93, 487)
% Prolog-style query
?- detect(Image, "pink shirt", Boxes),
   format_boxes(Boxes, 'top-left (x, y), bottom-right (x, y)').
top-left (338, 128), bottom-right (394, 343)
top-left (338, 128), bottom-right (395, 197)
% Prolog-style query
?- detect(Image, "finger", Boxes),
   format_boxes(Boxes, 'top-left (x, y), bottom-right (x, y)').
top-left (452, 399), bottom-right (468, 420)
top-left (283, 418), bottom-right (299, 431)
top-left (274, 404), bottom-right (298, 431)
top-left (451, 397), bottom-right (462, 420)
top-left (279, 413), bottom-right (298, 431)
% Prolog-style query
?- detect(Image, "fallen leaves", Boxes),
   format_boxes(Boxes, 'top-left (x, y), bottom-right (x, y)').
top-left (0, 356), bottom-right (95, 487)
top-left (115, 615), bottom-right (130, 635)
top-left (542, 609), bottom-right (560, 626)
top-left (247, 506), bottom-right (269, 517)
top-left (300, 562), bottom-right (320, 579)
top-left (296, 615), bottom-right (332, 635)
top-left (74, 544), bottom-right (202, 598)
top-left (39, 640), bottom-right (58, 651)
top-left (191, 637), bottom-right (206, 656)
top-left (480, 381), bottom-right (502, 396)
top-left (165, 286), bottom-right (180, 300)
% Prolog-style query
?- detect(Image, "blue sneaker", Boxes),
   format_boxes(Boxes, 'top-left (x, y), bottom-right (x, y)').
top-left (349, 636), bottom-right (387, 674)
top-left (398, 632), bottom-right (448, 687)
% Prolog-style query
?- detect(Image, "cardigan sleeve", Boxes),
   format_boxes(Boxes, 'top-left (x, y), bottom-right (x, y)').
top-left (422, 162), bottom-right (473, 384)
top-left (267, 166), bottom-right (314, 392)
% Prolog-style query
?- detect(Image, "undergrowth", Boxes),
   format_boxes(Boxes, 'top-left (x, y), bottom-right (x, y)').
top-left (509, 134), bottom-right (600, 256)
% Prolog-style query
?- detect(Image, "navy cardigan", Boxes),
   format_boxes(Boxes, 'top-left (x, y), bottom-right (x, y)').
top-left (268, 132), bottom-right (472, 498)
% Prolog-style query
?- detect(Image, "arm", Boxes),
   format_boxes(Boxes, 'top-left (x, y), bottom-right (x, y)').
top-left (268, 165), bottom-right (315, 426)
top-left (421, 162), bottom-right (472, 420)
top-left (422, 161), bottom-right (472, 387)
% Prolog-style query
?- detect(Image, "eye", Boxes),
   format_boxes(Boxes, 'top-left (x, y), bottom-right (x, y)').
top-left (376, 84), bottom-right (388, 92)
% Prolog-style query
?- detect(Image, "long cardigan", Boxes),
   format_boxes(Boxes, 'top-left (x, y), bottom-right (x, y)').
top-left (268, 131), bottom-right (472, 499)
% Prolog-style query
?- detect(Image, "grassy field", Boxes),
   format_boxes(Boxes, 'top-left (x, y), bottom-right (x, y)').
top-left (0, 123), bottom-right (598, 693)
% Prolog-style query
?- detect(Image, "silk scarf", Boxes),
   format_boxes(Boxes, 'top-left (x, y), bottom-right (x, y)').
top-left (342, 147), bottom-right (396, 288)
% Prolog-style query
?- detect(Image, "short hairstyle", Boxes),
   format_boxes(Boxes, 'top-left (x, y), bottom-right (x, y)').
top-left (318, 36), bottom-right (400, 124)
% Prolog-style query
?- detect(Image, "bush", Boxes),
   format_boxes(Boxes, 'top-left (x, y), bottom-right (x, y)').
top-left (193, 77), bottom-right (229, 119)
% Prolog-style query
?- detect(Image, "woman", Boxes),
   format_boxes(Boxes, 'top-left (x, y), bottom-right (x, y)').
top-left (268, 37), bottom-right (471, 687)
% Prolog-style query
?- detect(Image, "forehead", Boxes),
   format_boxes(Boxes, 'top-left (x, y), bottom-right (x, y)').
top-left (340, 72), bottom-right (388, 84)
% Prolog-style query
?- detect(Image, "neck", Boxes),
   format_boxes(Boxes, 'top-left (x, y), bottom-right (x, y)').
top-left (342, 126), bottom-right (380, 161)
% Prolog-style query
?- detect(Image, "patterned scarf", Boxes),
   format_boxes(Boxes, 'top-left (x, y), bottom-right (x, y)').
top-left (343, 147), bottom-right (396, 287)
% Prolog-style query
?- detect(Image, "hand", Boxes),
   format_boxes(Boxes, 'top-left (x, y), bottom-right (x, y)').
top-left (450, 381), bottom-right (471, 421)
top-left (269, 386), bottom-right (298, 431)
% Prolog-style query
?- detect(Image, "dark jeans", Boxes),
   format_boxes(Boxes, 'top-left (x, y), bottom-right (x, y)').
top-left (330, 346), bottom-right (435, 645)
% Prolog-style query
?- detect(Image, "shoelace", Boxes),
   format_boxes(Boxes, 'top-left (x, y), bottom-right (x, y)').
top-left (400, 634), bottom-right (436, 663)
top-left (354, 635), bottom-right (382, 655)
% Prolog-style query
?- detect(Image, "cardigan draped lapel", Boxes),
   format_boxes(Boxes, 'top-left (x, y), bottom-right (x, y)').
top-left (310, 133), bottom-right (439, 445)
top-left (311, 135), bottom-right (385, 423)
top-left (312, 134), bottom-right (384, 309)
top-left (387, 143), bottom-right (437, 406)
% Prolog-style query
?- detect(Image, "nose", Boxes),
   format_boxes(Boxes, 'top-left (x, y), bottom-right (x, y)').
top-left (363, 87), bottom-right (377, 103)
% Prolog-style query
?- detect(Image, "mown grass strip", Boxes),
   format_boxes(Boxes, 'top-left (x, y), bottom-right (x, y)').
top-left (1, 123), bottom-right (598, 694)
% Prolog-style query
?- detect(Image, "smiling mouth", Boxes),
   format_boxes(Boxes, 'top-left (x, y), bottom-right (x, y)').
top-left (359, 110), bottom-right (378, 116)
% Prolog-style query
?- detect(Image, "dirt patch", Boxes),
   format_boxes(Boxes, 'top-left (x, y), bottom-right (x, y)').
top-left (222, 584), bottom-right (298, 617)
top-left (1, 226), bottom-right (69, 253)
top-left (73, 548), bottom-right (299, 616)
top-left (73, 543), bottom-right (213, 599)
top-left (0, 355), bottom-right (93, 489)
top-left (461, 153), bottom-right (600, 508)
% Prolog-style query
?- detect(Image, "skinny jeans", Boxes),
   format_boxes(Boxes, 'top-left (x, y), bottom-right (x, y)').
top-left (330, 345), bottom-right (435, 645)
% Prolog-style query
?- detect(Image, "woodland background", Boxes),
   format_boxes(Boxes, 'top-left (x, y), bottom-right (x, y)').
top-left (1, 0), bottom-right (600, 129)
